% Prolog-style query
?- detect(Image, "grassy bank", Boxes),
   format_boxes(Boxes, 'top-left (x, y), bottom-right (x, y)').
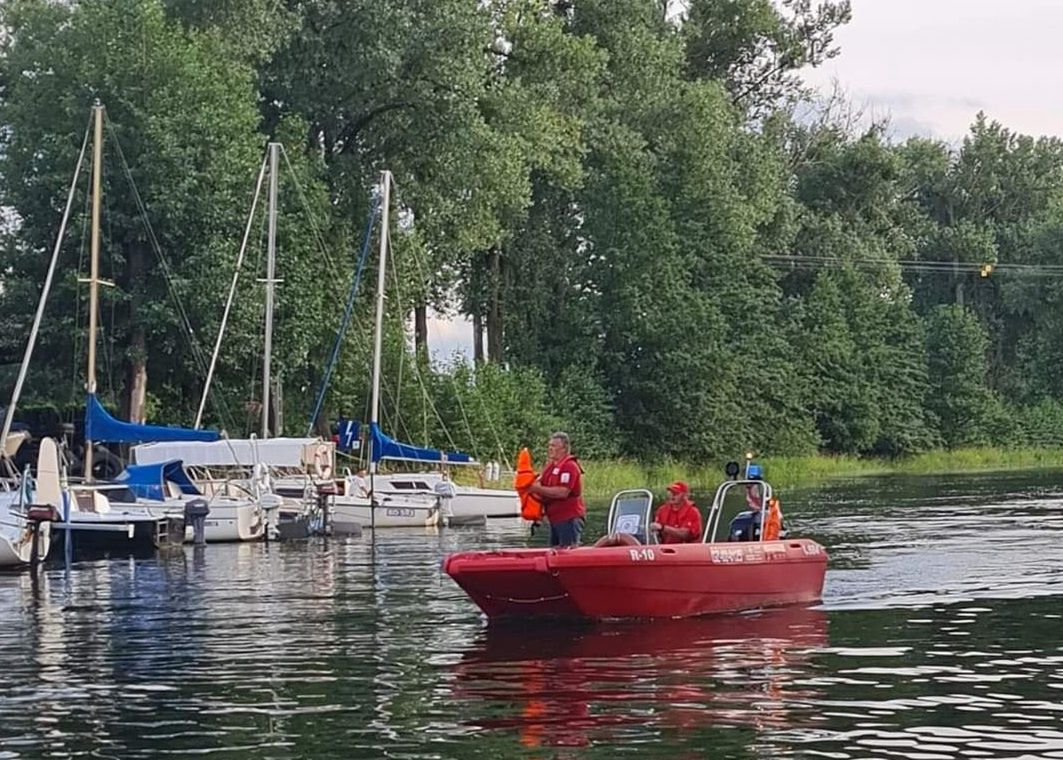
top-left (578, 447), bottom-right (1063, 499)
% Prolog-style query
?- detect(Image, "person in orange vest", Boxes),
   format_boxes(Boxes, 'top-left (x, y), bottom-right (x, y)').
top-left (649, 481), bottom-right (702, 544)
top-left (529, 432), bottom-right (585, 547)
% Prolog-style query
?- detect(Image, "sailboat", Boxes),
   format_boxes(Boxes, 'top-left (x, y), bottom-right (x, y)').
top-left (354, 171), bottom-right (520, 525)
top-left (151, 149), bottom-right (435, 532)
top-left (69, 105), bottom-right (270, 544)
top-left (324, 170), bottom-right (441, 530)
top-left (2, 103), bottom-right (268, 550)
top-left (0, 105), bottom-right (168, 555)
top-left (367, 427), bottom-right (519, 524)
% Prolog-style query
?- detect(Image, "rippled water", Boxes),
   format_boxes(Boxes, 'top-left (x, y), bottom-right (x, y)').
top-left (3, 470), bottom-right (1063, 758)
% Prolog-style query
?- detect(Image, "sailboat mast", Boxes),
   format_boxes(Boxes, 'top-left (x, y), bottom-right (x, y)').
top-left (261, 142), bottom-right (280, 439)
top-left (84, 102), bottom-right (104, 482)
top-left (195, 150), bottom-right (269, 430)
top-left (369, 170), bottom-right (391, 476)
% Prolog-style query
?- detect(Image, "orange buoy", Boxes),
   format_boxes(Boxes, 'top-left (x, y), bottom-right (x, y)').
top-left (514, 447), bottom-right (543, 522)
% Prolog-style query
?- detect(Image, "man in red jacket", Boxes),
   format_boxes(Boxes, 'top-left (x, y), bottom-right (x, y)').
top-left (650, 481), bottom-right (702, 544)
top-left (530, 431), bottom-right (585, 547)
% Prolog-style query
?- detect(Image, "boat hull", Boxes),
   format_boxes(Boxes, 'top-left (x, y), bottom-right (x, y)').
top-left (52, 515), bottom-right (161, 557)
top-left (449, 488), bottom-right (520, 520)
top-left (114, 500), bottom-right (264, 543)
top-left (444, 539), bottom-right (827, 620)
top-left (196, 501), bottom-right (265, 542)
top-left (0, 522), bottom-right (50, 568)
top-left (373, 473), bottom-right (520, 520)
top-left (331, 496), bottom-right (439, 529)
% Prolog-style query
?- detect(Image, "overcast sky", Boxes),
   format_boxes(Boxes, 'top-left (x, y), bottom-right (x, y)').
top-left (432, 1), bottom-right (1057, 361)
top-left (802, 0), bottom-right (1063, 142)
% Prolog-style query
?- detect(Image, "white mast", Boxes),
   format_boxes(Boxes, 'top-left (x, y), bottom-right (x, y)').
top-left (369, 170), bottom-right (391, 476)
top-left (194, 150), bottom-right (269, 429)
top-left (84, 102), bottom-right (105, 482)
top-left (261, 142), bottom-right (280, 439)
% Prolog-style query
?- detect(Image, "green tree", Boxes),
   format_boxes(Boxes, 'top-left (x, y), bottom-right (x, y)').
top-left (925, 304), bottom-right (995, 448)
top-left (0, 0), bottom-right (335, 434)
top-left (684, 0), bottom-right (852, 115)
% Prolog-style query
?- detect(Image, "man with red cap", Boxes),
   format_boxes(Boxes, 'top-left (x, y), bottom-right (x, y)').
top-left (650, 481), bottom-right (702, 544)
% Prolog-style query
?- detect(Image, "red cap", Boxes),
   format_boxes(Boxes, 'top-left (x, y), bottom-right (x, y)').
top-left (666, 481), bottom-right (689, 495)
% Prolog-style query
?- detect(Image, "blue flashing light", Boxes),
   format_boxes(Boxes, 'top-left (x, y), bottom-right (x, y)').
top-left (747, 463), bottom-right (763, 480)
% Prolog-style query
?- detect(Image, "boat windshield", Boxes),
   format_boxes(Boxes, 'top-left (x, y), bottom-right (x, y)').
top-left (704, 480), bottom-right (771, 543)
top-left (606, 490), bottom-right (653, 543)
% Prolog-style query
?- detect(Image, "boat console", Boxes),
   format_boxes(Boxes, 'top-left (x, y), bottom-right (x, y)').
top-left (703, 459), bottom-right (785, 543)
top-left (599, 459), bottom-right (785, 547)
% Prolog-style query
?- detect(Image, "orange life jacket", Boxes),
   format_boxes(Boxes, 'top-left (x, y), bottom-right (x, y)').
top-left (513, 447), bottom-right (543, 522)
top-left (763, 496), bottom-right (783, 541)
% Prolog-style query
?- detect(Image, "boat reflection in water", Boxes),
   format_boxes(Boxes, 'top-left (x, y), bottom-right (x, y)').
top-left (452, 605), bottom-right (828, 750)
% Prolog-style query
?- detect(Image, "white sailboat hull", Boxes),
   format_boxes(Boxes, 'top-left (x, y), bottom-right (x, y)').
top-left (196, 500), bottom-right (265, 542)
top-left (330, 495), bottom-right (438, 529)
top-left (65, 487), bottom-right (265, 544)
top-left (449, 486), bottom-right (520, 520)
top-left (372, 473), bottom-right (519, 521)
top-left (0, 487), bottom-right (52, 568)
top-left (0, 519), bottom-right (50, 567)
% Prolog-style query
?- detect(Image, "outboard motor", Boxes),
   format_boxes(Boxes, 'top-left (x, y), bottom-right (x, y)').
top-left (727, 510), bottom-right (761, 542)
top-left (184, 498), bottom-right (210, 545)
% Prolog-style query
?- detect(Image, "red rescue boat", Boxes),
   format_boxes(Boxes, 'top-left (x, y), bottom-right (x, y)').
top-left (444, 462), bottom-right (828, 620)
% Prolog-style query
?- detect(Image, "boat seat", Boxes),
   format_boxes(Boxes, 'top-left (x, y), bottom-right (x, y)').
top-left (728, 510), bottom-right (760, 542)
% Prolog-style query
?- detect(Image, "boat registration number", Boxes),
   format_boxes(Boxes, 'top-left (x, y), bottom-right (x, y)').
top-left (386, 508), bottom-right (416, 518)
top-left (628, 548), bottom-right (656, 562)
top-left (711, 546), bottom-right (752, 563)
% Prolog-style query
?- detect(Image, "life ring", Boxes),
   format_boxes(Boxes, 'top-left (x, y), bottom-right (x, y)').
top-left (313, 444), bottom-right (333, 480)
top-left (593, 532), bottom-right (642, 548)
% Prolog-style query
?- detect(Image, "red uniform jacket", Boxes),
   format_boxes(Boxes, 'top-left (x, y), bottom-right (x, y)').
top-left (540, 455), bottom-right (585, 523)
top-left (654, 500), bottom-right (702, 544)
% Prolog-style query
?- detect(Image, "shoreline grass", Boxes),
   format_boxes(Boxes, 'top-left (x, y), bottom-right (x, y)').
top-left (578, 447), bottom-right (1063, 498)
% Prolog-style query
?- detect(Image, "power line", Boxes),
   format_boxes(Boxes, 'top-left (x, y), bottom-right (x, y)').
top-left (760, 254), bottom-right (1063, 277)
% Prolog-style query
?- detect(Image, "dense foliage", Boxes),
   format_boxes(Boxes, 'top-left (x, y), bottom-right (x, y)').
top-left (1, 0), bottom-right (1060, 463)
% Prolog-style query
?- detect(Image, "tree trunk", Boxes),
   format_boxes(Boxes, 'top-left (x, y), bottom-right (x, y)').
top-left (128, 332), bottom-right (147, 423)
top-left (486, 247), bottom-right (503, 363)
top-left (126, 244), bottom-right (148, 424)
top-left (272, 378), bottom-right (284, 436)
top-left (414, 303), bottom-right (429, 361)
top-left (472, 312), bottom-right (484, 363)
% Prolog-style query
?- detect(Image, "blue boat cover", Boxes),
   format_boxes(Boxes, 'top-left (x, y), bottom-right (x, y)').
top-left (369, 422), bottom-right (474, 464)
top-left (84, 393), bottom-right (219, 444)
top-left (117, 461), bottom-right (202, 501)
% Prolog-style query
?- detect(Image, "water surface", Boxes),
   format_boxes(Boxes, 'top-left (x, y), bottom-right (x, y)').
top-left (2, 470), bottom-right (1063, 758)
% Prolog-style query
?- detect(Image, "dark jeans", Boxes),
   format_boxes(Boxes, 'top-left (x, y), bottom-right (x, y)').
top-left (549, 517), bottom-right (584, 547)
